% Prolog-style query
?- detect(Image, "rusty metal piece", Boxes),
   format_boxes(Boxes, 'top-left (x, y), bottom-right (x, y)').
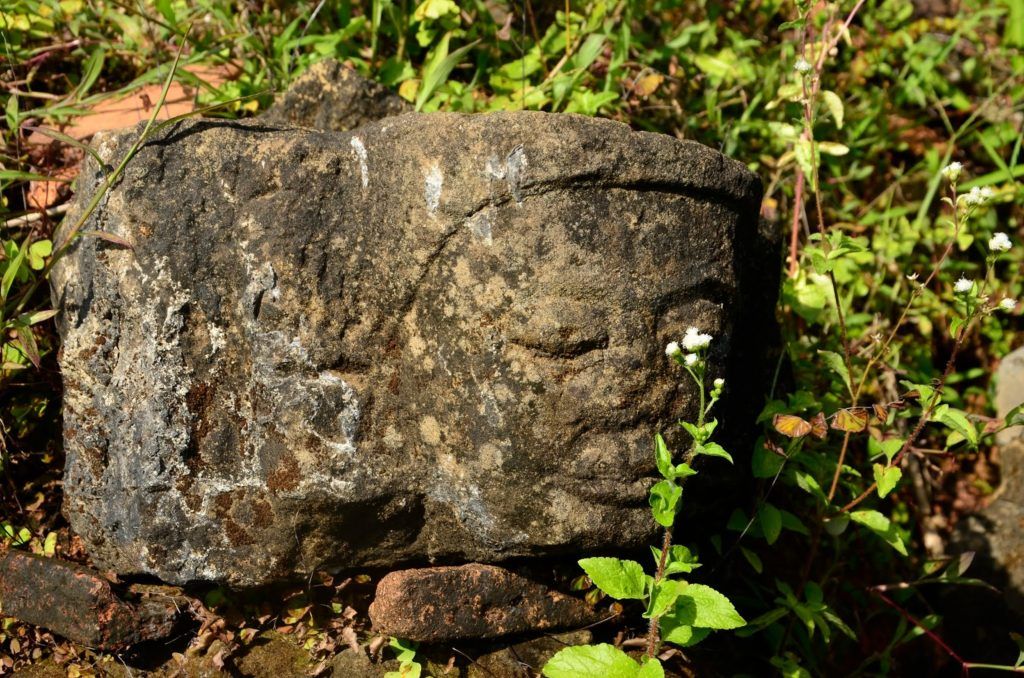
top-left (0, 550), bottom-right (180, 650)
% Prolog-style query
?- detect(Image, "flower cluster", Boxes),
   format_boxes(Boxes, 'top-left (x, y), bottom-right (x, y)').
top-left (794, 57), bottom-right (812, 74)
top-left (989, 232), bottom-right (1012, 253)
top-left (941, 161), bottom-right (963, 183)
top-left (960, 185), bottom-right (995, 208)
top-left (954, 277), bottom-right (974, 295)
top-left (666, 327), bottom-right (714, 369)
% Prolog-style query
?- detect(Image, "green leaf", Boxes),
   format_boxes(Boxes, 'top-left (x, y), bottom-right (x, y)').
top-left (637, 659), bottom-right (665, 678)
top-left (578, 557), bottom-right (647, 600)
top-left (645, 579), bottom-right (683, 619)
top-left (673, 462), bottom-right (697, 480)
top-left (77, 47), bottom-right (106, 98)
top-left (868, 437), bottom-right (904, 463)
top-left (818, 350), bottom-right (851, 397)
top-left (759, 503), bottom-right (782, 545)
top-left (654, 434), bottom-right (673, 479)
top-left (2, 237), bottom-right (29, 301)
top-left (662, 621), bottom-right (711, 647)
top-left (820, 89), bottom-right (844, 129)
top-left (651, 545), bottom-right (701, 576)
top-left (416, 35), bottom-right (480, 111)
top-left (573, 34), bottom-right (606, 71)
top-left (668, 583), bottom-right (746, 630)
top-left (542, 644), bottom-right (641, 678)
top-left (740, 546), bottom-right (763, 574)
top-left (27, 239), bottom-right (52, 270)
top-left (850, 510), bottom-right (908, 556)
top-left (696, 442), bottom-right (733, 464)
top-left (934, 405), bottom-right (979, 447)
top-left (873, 464), bottom-right (902, 498)
top-left (649, 479), bottom-right (682, 528)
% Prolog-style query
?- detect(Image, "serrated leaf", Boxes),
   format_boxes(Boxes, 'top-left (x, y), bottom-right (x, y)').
top-left (667, 583), bottom-right (746, 630)
top-left (850, 510), bottom-right (908, 556)
top-left (645, 579), bottom-right (683, 619)
top-left (542, 644), bottom-right (640, 678)
top-left (873, 464), bottom-right (902, 498)
top-left (578, 557), bottom-right (647, 600)
top-left (820, 90), bottom-right (844, 129)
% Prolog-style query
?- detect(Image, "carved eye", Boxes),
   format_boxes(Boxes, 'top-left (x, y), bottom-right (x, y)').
top-left (504, 301), bottom-right (608, 358)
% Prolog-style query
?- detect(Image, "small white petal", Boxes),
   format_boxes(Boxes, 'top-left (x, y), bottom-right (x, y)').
top-left (941, 162), bottom-right (963, 183)
top-left (684, 353), bottom-right (699, 367)
top-left (954, 277), bottom-right (973, 294)
top-left (1000, 298), bottom-right (1017, 311)
top-left (713, 378), bottom-right (725, 388)
top-left (665, 341), bottom-right (681, 357)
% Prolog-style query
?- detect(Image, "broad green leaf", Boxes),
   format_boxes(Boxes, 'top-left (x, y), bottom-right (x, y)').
top-left (578, 557), bottom-right (647, 600)
top-left (645, 579), bottom-right (683, 619)
top-left (759, 502), bottom-right (782, 545)
top-left (662, 620), bottom-right (711, 647)
top-left (873, 464), bottom-right (902, 498)
top-left (27, 240), bottom-right (52, 270)
top-left (934, 405), bottom-right (978, 447)
top-left (542, 644), bottom-right (640, 678)
top-left (673, 462), bottom-right (697, 480)
top-left (850, 510), bottom-right (908, 556)
top-left (573, 34), bottom-right (606, 71)
top-left (649, 479), bottom-right (682, 528)
top-left (667, 584), bottom-right (746, 630)
top-left (637, 659), bottom-right (665, 678)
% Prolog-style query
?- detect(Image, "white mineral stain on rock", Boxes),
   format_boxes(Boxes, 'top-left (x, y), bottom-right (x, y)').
top-left (467, 211), bottom-right (493, 246)
top-left (208, 324), bottom-right (226, 356)
top-left (350, 136), bottom-right (369, 188)
top-left (506, 145), bottom-right (527, 205)
top-left (425, 163), bottom-right (443, 213)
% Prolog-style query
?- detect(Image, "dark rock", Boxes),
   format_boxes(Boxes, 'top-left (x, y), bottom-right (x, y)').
top-left (262, 60), bottom-right (410, 132)
top-left (54, 110), bottom-right (768, 586)
top-left (467, 630), bottom-right (593, 677)
top-left (0, 550), bottom-right (179, 650)
top-left (368, 564), bottom-right (601, 642)
top-left (956, 347), bottom-right (1024, 615)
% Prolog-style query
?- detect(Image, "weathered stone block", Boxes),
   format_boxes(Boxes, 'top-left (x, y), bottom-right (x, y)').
top-left (53, 110), bottom-right (767, 586)
top-left (368, 564), bottom-right (600, 642)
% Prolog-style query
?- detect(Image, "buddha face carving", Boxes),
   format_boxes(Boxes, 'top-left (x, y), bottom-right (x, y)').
top-left (54, 112), bottom-right (760, 585)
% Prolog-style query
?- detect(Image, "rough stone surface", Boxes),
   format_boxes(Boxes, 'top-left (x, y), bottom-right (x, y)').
top-left (0, 550), bottom-right (179, 649)
top-left (956, 347), bottom-right (1024, 615)
top-left (54, 108), bottom-right (768, 586)
top-left (262, 60), bottom-right (410, 132)
top-left (368, 564), bottom-right (601, 642)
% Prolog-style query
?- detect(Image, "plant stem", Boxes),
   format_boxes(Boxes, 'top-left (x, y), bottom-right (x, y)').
top-left (645, 527), bottom-right (673, 659)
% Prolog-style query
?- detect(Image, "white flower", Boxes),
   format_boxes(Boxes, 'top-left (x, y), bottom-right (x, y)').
top-left (941, 162), bottom-right (963, 183)
top-left (1000, 298), bottom-right (1017, 312)
top-left (794, 57), bottom-right (812, 73)
top-left (906, 272), bottom-right (919, 281)
top-left (989, 232), bottom-right (1012, 252)
top-left (713, 378), bottom-right (725, 388)
top-left (684, 353), bottom-right (699, 367)
top-left (665, 341), bottom-right (681, 357)
top-left (954, 277), bottom-right (973, 294)
top-left (962, 186), bottom-right (995, 207)
top-left (682, 326), bottom-right (713, 351)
